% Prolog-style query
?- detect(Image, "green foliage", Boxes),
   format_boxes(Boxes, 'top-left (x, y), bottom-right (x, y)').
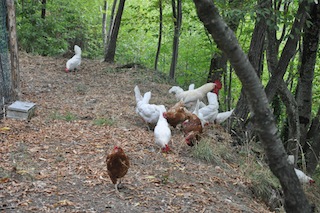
top-left (16, 0), bottom-right (103, 57)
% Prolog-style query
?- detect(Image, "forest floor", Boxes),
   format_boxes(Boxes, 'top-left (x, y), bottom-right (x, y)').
top-left (0, 53), bottom-right (319, 213)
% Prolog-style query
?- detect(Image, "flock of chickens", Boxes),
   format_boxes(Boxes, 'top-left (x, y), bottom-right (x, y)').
top-left (106, 81), bottom-right (234, 192)
top-left (65, 45), bottom-right (315, 194)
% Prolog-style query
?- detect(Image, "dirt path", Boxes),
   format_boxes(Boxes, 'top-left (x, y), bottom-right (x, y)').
top-left (0, 53), bottom-right (273, 212)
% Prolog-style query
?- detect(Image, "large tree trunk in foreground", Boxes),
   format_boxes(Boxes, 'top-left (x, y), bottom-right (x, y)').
top-left (192, 0), bottom-right (311, 212)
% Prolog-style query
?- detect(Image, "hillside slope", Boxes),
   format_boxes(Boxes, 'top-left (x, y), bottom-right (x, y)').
top-left (1, 53), bottom-right (282, 212)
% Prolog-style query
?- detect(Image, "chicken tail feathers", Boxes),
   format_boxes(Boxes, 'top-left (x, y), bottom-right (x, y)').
top-left (143, 91), bottom-right (151, 104)
top-left (134, 85), bottom-right (143, 103)
top-left (74, 45), bottom-right (82, 56)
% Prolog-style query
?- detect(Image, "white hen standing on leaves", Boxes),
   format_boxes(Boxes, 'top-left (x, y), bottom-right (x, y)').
top-left (65, 45), bottom-right (82, 72)
top-left (154, 105), bottom-right (171, 153)
top-left (134, 85), bottom-right (163, 130)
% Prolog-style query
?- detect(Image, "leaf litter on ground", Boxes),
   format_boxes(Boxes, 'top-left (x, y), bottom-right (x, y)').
top-left (0, 52), bottom-right (289, 212)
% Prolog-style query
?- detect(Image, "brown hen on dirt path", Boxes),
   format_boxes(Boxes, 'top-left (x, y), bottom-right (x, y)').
top-left (106, 146), bottom-right (130, 192)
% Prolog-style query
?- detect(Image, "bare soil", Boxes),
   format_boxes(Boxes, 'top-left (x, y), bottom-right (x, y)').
top-left (1, 53), bottom-right (278, 212)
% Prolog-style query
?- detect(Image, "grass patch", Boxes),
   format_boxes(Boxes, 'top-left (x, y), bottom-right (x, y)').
top-left (50, 111), bottom-right (78, 122)
top-left (93, 117), bottom-right (115, 126)
top-left (192, 139), bottom-right (217, 163)
top-left (239, 144), bottom-right (283, 211)
top-left (75, 84), bottom-right (87, 95)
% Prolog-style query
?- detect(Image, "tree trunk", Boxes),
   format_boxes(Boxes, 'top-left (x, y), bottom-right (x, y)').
top-left (154, 0), bottom-right (163, 71)
top-left (306, 107), bottom-right (320, 174)
top-left (41, 0), bottom-right (46, 19)
top-left (6, 0), bottom-right (20, 100)
top-left (233, 0), bottom-right (268, 135)
top-left (303, 3), bottom-right (320, 174)
top-left (264, 1), bottom-right (308, 102)
top-left (106, 0), bottom-right (118, 48)
top-left (169, 0), bottom-right (182, 79)
top-left (102, 1), bottom-right (108, 48)
top-left (192, 0), bottom-right (311, 212)
top-left (296, 2), bottom-right (320, 151)
top-left (104, 0), bottom-right (125, 63)
top-left (207, 0), bottom-right (242, 84)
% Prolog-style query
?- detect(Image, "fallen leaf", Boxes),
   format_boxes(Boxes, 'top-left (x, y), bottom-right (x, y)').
top-left (0, 177), bottom-right (10, 183)
top-left (53, 199), bottom-right (74, 207)
top-left (0, 127), bottom-right (10, 131)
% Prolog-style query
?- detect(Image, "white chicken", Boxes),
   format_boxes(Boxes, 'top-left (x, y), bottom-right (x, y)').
top-left (169, 83), bottom-right (214, 111)
top-left (134, 85), bottom-right (164, 129)
top-left (154, 105), bottom-right (171, 153)
top-left (287, 155), bottom-right (315, 185)
top-left (188, 83), bottom-right (195, 90)
top-left (66, 45), bottom-right (82, 72)
top-left (192, 99), bottom-right (207, 127)
top-left (169, 83), bottom-right (195, 94)
top-left (215, 109), bottom-right (234, 124)
top-left (197, 92), bottom-right (219, 126)
top-left (294, 168), bottom-right (315, 184)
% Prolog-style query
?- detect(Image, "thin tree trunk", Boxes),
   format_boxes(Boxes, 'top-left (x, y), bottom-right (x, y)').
top-left (104, 0), bottom-right (126, 63)
top-left (169, 0), bottom-right (182, 79)
top-left (154, 0), bottom-right (163, 71)
top-left (296, 2), bottom-right (320, 151)
top-left (6, 0), bottom-right (20, 100)
top-left (207, 0), bottom-right (242, 84)
top-left (306, 107), bottom-right (320, 174)
top-left (264, 1), bottom-right (308, 102)
top-left (105, 0), bottom-right (118, 51)
top-left (233, 0), bottom-right (268, 133)
top-left (102, 1), bottom-right (108, 48)
top-left (192, 0), bottom-right (311, 212)
top-left (41, 0), bottom-right (46, 19)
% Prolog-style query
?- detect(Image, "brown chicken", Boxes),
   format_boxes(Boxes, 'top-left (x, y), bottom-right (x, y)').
top-left (106, 146), bottom-right (130, 191)
top-left (182, 113), bottom-right (203, 146)
top-left (163, 101), bottom-right (192, 128)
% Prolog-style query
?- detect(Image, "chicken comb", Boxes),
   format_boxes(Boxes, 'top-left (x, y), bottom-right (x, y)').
top-left (214, 80), bottom-right (222, 89)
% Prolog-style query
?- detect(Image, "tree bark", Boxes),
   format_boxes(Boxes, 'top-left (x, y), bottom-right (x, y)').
top-left (102, 1), bottom-right (108, 48)
top-left (233, 0), bottom-right (268, 135)
top-left (296, 3), bottom-right (320, 151)
top-left (207, 0), bottom-right (242, 84)
top-left (306, 107), bottom-right (320, 174)
top-left (192, 0), bottom-right (311, 212)
top-left (6, 0), bottom-right (20, 100)
top-left (154, 0), bottom-right (163, 71)
top-left (169, 0), bottom-right (182, 79)
top-left (106, 0), bottom-right (118, 48)
top-left (104, 0), bottom-right (125, 63)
